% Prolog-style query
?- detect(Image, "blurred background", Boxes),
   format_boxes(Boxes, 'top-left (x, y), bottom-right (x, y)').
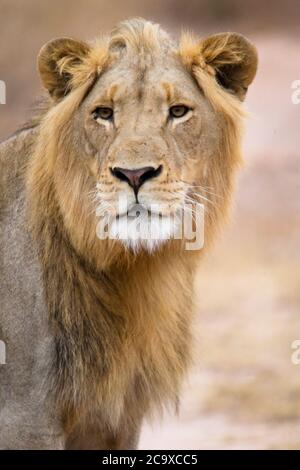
top-left (0, 0), bottom-right (299, 449)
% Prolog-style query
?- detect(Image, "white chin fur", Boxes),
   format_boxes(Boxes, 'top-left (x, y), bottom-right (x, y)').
top-left (96, 210), bottom-right (180, 253)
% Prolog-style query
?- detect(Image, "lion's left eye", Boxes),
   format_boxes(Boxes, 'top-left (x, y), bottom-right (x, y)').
top-left (93, 107), bottom-right (114, 121)
top-left (169, 105), bottom-right (190, 119)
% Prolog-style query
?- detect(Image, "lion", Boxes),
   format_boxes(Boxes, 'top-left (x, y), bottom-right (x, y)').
top-left (0, 19), bottom-right (257, 449)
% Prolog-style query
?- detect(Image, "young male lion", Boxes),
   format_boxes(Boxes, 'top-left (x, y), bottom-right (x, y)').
top-left (0, 19), bottom-right (257, 449)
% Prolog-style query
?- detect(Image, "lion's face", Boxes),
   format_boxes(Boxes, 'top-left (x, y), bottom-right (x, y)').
top-left (37, 20), bottom-right (257, 255)
top-left (73, 51), bottom-right (219, 250)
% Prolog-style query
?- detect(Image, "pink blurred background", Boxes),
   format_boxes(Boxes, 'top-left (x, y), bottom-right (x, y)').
top-left (1, 0), bottom-right (299, 449)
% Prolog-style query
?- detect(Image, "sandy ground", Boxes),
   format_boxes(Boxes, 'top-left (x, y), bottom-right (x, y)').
top-left (0, 1), bottom-right (299, 450)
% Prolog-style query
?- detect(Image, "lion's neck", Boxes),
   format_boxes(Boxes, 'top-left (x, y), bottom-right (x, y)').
top-left (26, 165), bottom-right (195, 431)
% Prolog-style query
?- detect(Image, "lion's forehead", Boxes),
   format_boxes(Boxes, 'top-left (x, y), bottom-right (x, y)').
top-left (85, 53), bottom-right (199, 110)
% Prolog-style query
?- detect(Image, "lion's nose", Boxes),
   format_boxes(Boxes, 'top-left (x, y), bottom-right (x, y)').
top-left (110, 165), bottom-right (162, 196)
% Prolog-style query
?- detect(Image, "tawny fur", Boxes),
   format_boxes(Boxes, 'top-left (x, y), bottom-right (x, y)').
top-left (0, 18), bottom-right (257, 449)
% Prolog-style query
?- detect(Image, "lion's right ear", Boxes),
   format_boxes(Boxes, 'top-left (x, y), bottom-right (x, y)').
top-left (38, 38), bottom-right (91, 100)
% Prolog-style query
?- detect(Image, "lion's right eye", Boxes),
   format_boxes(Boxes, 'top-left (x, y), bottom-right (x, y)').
top-left (169, 105), bottom-right (190, 119)
top-left (92, 107), bottom-right (114, 121)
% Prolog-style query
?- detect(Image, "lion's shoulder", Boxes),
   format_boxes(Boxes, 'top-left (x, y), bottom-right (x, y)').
top-left (0, 127), bottom-right (37, 210)
top-left (0, 127), bottom-right (36, 166)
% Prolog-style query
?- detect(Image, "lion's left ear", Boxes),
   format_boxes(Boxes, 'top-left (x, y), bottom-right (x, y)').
top-left (181, 32), bottom-right (258, 100)
top-left (201, 33), bottom-right (258, 99)
top-left (38, 37), bottom-right (91, 100)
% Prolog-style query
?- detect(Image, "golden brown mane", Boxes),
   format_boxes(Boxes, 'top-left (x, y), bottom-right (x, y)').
top-left (23, 19), bottom-right (256, 438)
